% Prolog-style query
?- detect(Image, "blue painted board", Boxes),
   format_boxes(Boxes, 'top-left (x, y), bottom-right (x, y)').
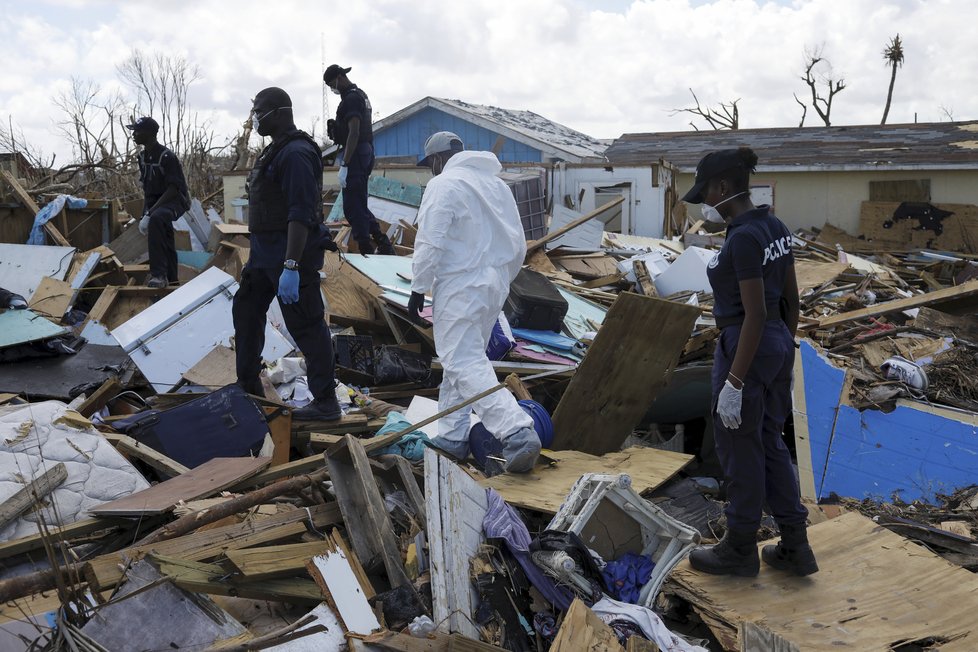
top-left (800, 340), bottom-right (978, 504)
top-left (0, 309), bottom-right (69, 349)
top-left (511, 328), bottom-right (577, 351)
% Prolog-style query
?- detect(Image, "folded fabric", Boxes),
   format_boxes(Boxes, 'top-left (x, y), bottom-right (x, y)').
top-left (373, 412), bottom-right (432, 461)
top-left (591, 597), bottom-right (709, 652)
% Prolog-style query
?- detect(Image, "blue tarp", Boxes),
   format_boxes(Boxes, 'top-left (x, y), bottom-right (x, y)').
top-left (28, 195), bottom-right (87, 245)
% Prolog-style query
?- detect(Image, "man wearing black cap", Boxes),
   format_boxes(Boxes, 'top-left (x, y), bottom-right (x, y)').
top-left (126, 116), bottom-right (191, 288)
top-left (233, 86), bottom-right (341, 421)
top-left (323, 64), bottom-right (394, 255)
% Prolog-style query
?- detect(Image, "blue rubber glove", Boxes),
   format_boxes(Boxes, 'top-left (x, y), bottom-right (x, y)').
top-left (277, 268), bottom-right (300, 304)
top-left (338, 165), bottom-right (348, 189)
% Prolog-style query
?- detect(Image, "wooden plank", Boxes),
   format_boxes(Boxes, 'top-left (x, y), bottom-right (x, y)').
top-left (181, 344), bottom-right (237, 389)
top-left (481, 447), bottom-right (691, 514)
top-left (322, 252), bottom-right (383, 320)
top-left (550, 599), bottom-right (624, 652)
top-left (794, 260), bottom-right (849, 294)
top-left (226, 540), bottom-right (334, 581)
top-left (817, 280), bottom-right (978, 328)
top-left (632, 260), bottom-right (657, 296)
top-left (0, 463), bottom-right (68, 530)
top-left (266, 406), bottom-right (292, 466)
top-left (790, 347), bottom-right (817, 501)
top-left (307, 549), bottom-right (381, 636)
top-left (914, 306), bottom-right (978, 343)
top-left (526, 196), bottom-right (625, 254)
top-left (90, 457), bottom-right (270, 516)
top-left (76, 377), bottom-right (122, 418)
top-left (325, 435), bottom-right (411, 588)
top-left (0, 517), bottom-right (118, 560)
top-left (626, 637), bottom-right (660, 652)
top-left (84, 502), bottom-right (343, 593)
top-left (667, 512), bottom-right (978, 651)
top-left (103, 433), bottom-right (191, 477)
top-left (0, 169), bottom-right (71, 247)
top-left (228, 454), bottom-right (325, 491)
top-left (550, 293), bottom-right (700, 454)
top-left (425, 448), bottom-right (487, 640)
top-left (28, 276), bottom-right (72, 321)
top-left (150, 553), bottom-right (322, 604)
top-left (327, 528), bottom-right (375, 599)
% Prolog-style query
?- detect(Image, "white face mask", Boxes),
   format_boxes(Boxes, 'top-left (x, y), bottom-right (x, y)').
top-left (328, 83), bottom-right (340, 96)
top-left (701, 191), bottom-right (747, 223)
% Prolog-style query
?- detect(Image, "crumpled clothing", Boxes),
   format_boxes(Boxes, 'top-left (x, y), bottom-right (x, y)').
top-left (483, 485), bottom-right (533, 551)
top-left (591, 597), bottom-right (709, 652)
top-left (601, 552), bottom-right (655, 604)
top-left (374, 412), bottom-right (432, 461)
top-left (28, 194), bottom-right (87, 245)
top-left (533, 611), bottom-right (557, 641)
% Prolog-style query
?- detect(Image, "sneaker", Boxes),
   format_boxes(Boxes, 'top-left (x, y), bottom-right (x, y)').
top-left (880, 355), bottom-right (928, 391)
top-left (292, 395), bottom-right (343, 421)
top-left (146, 275), bottom-right (169, 289)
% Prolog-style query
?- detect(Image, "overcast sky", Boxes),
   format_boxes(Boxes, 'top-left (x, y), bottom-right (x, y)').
top-left (1, 0), bottom-right (974, 164)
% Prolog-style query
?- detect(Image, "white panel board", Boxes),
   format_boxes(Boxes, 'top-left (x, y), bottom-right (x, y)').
top-left (0, 243), bottom-right (75, 300)
top-left (112, 267), bottom-right (293, 392)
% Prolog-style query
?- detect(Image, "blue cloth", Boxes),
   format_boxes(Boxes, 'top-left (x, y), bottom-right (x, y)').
top-left (373, 412), bottom-right (432, 461)
top-left (28, 195), bottom-right (87, 245)
top-left (706, 205), bottom-right (792, 321)
top-left (601, 553), bottom-right (654, 604)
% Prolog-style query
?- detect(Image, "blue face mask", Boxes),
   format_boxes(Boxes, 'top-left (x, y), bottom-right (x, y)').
top-left (701, 191), bottom-right (747, 223)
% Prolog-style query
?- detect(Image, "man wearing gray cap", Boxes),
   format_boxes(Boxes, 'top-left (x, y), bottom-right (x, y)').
top-left (407, 132), bottom-right (541, 474)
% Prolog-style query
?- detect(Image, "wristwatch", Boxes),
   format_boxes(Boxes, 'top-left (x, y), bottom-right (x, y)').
top-left (283, 259), bottom-right (299, 271)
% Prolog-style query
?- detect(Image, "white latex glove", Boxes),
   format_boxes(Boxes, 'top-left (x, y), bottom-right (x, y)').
top-left (138, 211), bottom-right (151, 236)
top-left (338, 165), bottom-right (348, 189)
top-left (716, 379), bottom-right (743, 430)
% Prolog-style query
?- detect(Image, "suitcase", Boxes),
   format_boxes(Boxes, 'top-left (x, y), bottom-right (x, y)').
top-left (504, 268), bottom-right (568, 333)
top-left (119, 384), bottom-right (269, 469)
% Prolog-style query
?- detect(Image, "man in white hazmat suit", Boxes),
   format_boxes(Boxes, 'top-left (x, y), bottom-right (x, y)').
top-left (407, 131), bottom-right (541, 473)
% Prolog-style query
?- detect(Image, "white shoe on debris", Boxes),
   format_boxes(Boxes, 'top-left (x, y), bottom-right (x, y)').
top-left (880, 356), bottom-right (929, 391)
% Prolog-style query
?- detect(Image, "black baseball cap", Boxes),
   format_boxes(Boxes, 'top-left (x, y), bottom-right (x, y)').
top-left (681, 149), bottom-right (746, 204)
top-left (323, 64), bottom-right (352, 84)
top-left (125, 116), bottom-right (159, 133)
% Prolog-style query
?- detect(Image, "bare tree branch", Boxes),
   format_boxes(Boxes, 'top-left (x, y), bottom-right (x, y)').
top-left (670, 88), bottom-right (740, 130)
top-left (800, 46), bottom-right (846, 127)
top-left (792, 93), bottom-right (808, 128)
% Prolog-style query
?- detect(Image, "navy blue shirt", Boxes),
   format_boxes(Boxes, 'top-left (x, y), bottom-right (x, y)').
top-left (707, 206), bottom-right (793, 320)
top-left (249, 137), bottom-right (326, 271)
top-left (335, 85), bottom-right (373, 154)
top-left (138, 145), bottom-right (190, 214)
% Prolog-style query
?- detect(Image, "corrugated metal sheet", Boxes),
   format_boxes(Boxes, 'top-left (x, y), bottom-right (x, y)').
top-left (605, 121), bottom-right (978, 170)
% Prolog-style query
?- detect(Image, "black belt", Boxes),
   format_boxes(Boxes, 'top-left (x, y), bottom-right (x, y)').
top-left (715, 313), bottom-right (784, 329)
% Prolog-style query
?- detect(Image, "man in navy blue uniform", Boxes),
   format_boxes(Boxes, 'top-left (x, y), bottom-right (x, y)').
top-left (323, 64), bottom-right (395, 255)
top-left (126, 116), bottom-right (191, 288)
top-left (233, 87), bottom-right (341, 421)
top-left (681, 148), bottom-right (817, 578)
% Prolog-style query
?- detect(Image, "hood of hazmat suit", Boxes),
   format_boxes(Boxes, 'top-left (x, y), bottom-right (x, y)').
top-left (410, 150), bottom-right (534, 451)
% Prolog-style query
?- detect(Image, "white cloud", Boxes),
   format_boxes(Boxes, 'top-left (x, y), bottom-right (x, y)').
top-left (1, 0), bottom-right (976, 162)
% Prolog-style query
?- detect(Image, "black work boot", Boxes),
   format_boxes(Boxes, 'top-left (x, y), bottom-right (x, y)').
top-left (762, 522), bottom-right (819, 576)
top-left (292, 394), bottom-right (343, 421)
top-left (372, 232), bottom-right (396, 255)
top-left (688, 528), bottom-right (759, 577)
top-left (355, 237), bottom-right (376, 255)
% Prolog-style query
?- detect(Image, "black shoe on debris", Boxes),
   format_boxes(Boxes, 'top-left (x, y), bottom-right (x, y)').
top-left (761, 522), bottom-right (819, 576)
top-left (146, 275), bottom-right (168, 289)
top-left (688, 528), bottom-right (760, 577)
top-left (292, 394), bottom-right (343, 421)
top-left (372, 232), bottom-right (396, 255)
top-left (356, 237), bottom-right (376, 255)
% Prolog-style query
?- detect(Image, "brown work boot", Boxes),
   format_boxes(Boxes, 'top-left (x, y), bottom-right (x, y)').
top-left (762, 522), bottom-right (819, 576)
top-left (688, 528), bottom-right (759, 577)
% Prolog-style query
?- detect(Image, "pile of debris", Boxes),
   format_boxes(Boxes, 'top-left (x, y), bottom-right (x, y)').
top-left (3, 167), bottom-right (978, 652)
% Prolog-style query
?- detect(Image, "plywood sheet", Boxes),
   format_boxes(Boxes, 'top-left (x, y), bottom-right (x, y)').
top-left (0, 308), bottom-right (69, 349)
top-left (668, 512), bottom-right (978, 652)
top-left (90, 457), bottom-right (270, 516)
top-left (480, 446), bottom-right (692, 514)
top-left (181, 344), bottom-right (237, 389)
top-left (551, 293), bottom-right (700, 454)
top-left (550, 599), bottom-right (623, 652)
top-left (28, 276), bottom-right (72, 321)
top-left (859, 201), bottom-right (978, 254)
top-left (794, 261), bottom-right (849, 295)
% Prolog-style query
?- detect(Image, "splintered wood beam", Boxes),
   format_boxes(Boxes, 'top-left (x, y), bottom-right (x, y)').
top-left (0, 463), bottom-right (68, 531)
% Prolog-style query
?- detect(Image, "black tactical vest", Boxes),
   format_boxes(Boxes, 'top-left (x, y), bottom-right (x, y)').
top-left (247, 130), bottom-right (323, 233)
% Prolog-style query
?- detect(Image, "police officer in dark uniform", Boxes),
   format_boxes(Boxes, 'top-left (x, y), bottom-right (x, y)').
top-left (682, 148), bottom-right (818, 578)
top-left (323, 64), bottom-right (395, 255)
top-left (126, 116), bottom-right (191, 288)
top-left (233, 87), bottom-right (341, 421)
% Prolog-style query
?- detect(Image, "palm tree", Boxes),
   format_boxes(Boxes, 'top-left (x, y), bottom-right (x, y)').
top-left (881, 34), bottom-right (905, 125)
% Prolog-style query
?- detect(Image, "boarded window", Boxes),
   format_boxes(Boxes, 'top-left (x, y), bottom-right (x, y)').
top-left (869, 179), bottom-right (931, 202)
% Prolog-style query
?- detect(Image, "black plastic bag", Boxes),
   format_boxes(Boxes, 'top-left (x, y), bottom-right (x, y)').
top-left (373, 345), bottom-right (432, 385)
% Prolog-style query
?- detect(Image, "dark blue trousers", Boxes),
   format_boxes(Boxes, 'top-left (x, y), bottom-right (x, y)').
top-left (147, 206), bottom-right (179, 281)
top-left (232, 266), bottom-right (335, 401)
top-left (711, 322), bottom-right (808, 532)
top-left (342, 142), bottom-right (384, 243)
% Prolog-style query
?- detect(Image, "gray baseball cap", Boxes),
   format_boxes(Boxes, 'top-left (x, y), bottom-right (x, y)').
top-left (419, 131), bottom-right (464, 167)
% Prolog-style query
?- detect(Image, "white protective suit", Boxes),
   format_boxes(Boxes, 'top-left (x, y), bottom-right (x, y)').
top-left (411, 151), bottom-right (533, 447)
